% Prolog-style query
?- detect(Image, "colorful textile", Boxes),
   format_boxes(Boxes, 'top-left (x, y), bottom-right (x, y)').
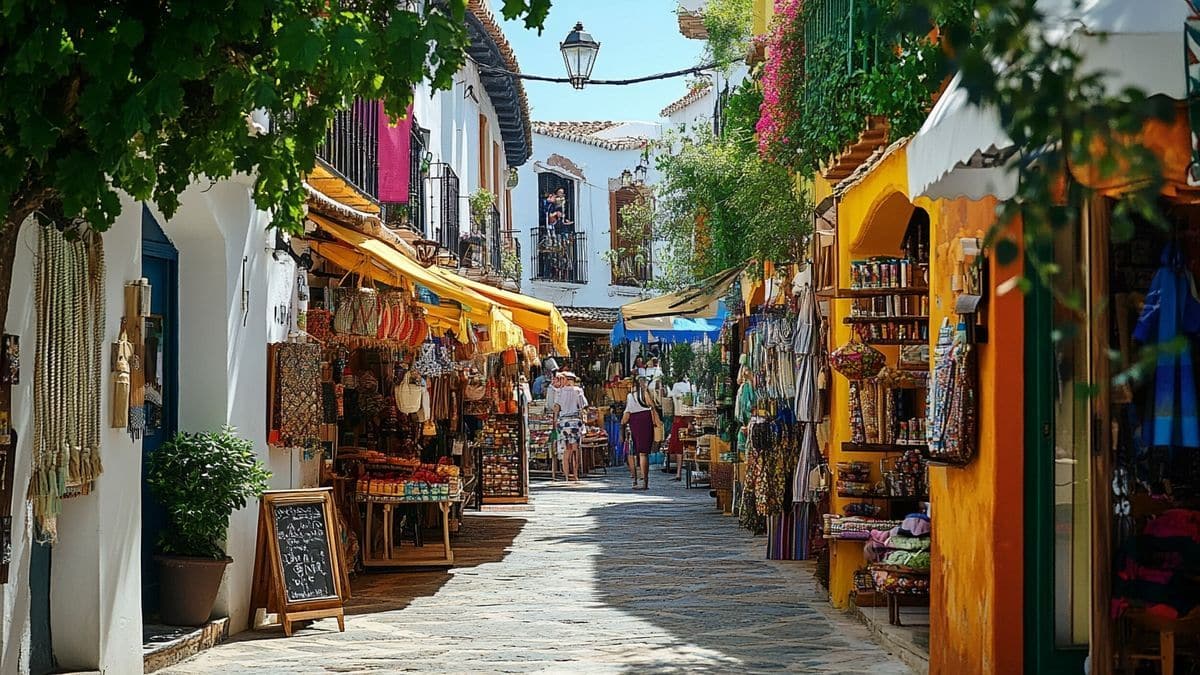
top-left (274, 342), bottom-right (322, 448)
top-left (1134, 247), bottom-right (1200, 449)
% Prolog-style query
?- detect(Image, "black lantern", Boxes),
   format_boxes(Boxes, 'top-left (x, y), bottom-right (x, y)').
top-left (620, 169), bottom-right (633, 187)
top-left (633, 162), bottom-right (648, 186)
top-left (560, 22), bottom-right (600, 90)
top-left (413, 238), bottom-right (440, 267)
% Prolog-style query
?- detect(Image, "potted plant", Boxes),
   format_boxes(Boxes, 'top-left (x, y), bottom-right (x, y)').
top-left (146, 426), bottom-right (271, 626)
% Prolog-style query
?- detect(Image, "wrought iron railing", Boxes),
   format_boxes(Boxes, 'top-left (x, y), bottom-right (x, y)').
top-left (530, 228), bottom-right (587, 284)
top-left (801, 0), bottom-right (882, 110)
top-left (611, 245), bottom-right (652, 287)
top-left (488, 205), bottom-right (502, 272)
top-left (381, 121), bottom-right (428, 233)
top-left (427, 162), bottom-right (460, 255)
top-left (316, 99), bottom-right (380, 198)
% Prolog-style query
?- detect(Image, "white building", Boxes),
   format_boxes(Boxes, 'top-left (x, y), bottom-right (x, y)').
top-left (510, 121), bottom-right (662, 336)
top-left (1, 2), bottom-right (532, 673)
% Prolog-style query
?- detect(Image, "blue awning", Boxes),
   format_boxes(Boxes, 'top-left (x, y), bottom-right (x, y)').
top-left (610, 304), bottom-right (727, 345)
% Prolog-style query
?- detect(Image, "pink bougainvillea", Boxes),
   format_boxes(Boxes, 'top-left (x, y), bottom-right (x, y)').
top-left (757, 0), bottom-right (804, 165)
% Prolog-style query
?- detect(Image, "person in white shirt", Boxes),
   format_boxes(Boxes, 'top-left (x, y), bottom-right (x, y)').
top-left (643, 356), bottom-right (664, 380)
top-left (544, 371), bottom-right (564, 477)
top-left (620, 376), bottom-right (661, 490)
top-left (552, 372), bottom-right (588, 481)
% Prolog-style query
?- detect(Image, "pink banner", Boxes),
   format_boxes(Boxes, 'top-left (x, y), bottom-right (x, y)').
top-left (377, 102), bottom-right (414, 203)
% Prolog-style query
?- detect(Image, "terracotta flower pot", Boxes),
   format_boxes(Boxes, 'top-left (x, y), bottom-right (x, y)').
top-left (155, 555), bottom-right (231, 626)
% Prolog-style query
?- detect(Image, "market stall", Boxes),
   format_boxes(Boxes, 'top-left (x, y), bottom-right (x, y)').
top-left (281, 216), bottom-right (550, 570)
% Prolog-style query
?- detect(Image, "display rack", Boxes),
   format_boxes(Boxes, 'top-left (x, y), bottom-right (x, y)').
top-left (478, 414), bottom-right (528, 504)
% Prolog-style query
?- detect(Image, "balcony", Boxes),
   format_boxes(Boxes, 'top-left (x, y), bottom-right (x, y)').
top-left (530, 229), bottom-right (588, 284)
top-left (427, 162), bottom-right (461, 258)
top-left (611, 248), bottom-right (652, 287)
top-left (316, 99), bottom-right (380, 200)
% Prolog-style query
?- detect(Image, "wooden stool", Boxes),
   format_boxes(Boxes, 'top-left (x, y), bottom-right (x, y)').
top-left (1125, 608), bottom-right (1200, 675)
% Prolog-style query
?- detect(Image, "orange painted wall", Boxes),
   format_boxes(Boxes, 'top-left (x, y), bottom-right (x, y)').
top-left (919, 196), bottom-right (1024, 675)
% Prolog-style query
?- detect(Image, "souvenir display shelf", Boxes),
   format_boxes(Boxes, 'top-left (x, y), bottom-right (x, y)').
top-left (526, 401), bottom-right (555, 475)
top-left (478, 414), bottom-right (527, 504)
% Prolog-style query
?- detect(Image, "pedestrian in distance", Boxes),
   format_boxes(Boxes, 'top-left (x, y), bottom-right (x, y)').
top-left (553, 371), bottom-right (588, 482)
top-left (621, 375), bottom-right (661, 490)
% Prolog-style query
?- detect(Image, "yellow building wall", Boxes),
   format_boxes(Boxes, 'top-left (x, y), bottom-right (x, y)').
top-left (919, 197), bottom-right (1024, 675)
top-left (752, 0), bottom-right (774, 37)
top-left (828, 147), bottom-right (914, 608)
top-left (827, 148), bottom-right (1024, 673)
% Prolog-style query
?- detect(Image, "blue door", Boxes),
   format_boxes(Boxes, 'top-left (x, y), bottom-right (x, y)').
top-left (140, 207), bottom-right (178, 617)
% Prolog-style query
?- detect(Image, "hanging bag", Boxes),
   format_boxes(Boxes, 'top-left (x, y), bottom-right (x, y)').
top-left (829, 334), bottom-right (886, 380)
top-left (464, 376), bottom-right (487, 401)
top-left (415, 338), bottom-right (441, 377)
top-left (394, 371), bottom-right (425, 414)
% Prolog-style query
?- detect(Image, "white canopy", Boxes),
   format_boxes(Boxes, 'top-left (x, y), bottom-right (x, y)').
top-left (908, 0), bottom-right (1192, 201)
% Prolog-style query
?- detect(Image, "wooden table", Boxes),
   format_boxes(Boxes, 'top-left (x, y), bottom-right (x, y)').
top-left (358, 495), bottom-right (456, 568)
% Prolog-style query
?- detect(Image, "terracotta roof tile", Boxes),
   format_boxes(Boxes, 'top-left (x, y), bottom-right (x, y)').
top-left (660, 82), bottom-right (712, 117)
top-left (532, 121), bottom-right (650, 151)
top-left (467, 0), bottom-right (532, 163)
top-left (559, 306), bottom-right (621, 328)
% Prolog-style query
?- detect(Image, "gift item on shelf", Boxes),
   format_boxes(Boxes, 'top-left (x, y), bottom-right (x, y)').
top-left (822, 514), bottom-right (905, 541)
top-left (849, 257), bottom-right (928, 291)
top-left (478, 415), bottom-right (525, 502)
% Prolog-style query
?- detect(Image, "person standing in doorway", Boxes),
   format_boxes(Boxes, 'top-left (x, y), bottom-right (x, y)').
top-left (553, 371), bottom-right (588, 481)
top-left (621, 376), bottom-right (661, 490)
top-left (668, 376), bottom-right (695, 481)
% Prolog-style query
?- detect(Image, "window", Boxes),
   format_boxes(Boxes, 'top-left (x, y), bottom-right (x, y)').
top-left (610, 186), bottom-right (651, 286)
top-left (531, 171), bottom-right (585, 283)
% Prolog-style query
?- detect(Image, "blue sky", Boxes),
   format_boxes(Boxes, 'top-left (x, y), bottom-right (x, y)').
top-left (489, 0), bottom-right (705, 123)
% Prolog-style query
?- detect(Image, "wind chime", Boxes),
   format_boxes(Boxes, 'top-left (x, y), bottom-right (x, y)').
top-left (30, 224), bottom-right (106, 544)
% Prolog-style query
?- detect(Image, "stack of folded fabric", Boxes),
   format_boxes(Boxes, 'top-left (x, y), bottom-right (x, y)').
top-left (864, 513), bottom-right (932, 570)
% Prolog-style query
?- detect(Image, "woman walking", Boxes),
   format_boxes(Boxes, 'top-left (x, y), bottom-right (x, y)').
top-left (553, 371), bottom-right (588, 481)
top-left (621, 376), bottom-right (661, 490)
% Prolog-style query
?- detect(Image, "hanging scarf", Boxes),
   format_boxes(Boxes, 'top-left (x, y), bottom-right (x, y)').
top-left (1137, 250), bottom-right (1200, 450)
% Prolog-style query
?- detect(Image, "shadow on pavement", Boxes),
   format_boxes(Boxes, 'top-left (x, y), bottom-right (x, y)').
top-left (560, 477), bottom-right (886, 673)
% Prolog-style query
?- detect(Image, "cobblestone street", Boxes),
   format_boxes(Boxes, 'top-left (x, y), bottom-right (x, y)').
top-left (164, 474), bottom-right (912, 674)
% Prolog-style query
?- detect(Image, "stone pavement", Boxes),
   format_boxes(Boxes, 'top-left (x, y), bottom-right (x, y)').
top-left (164, 472), bottom-right (913, 674)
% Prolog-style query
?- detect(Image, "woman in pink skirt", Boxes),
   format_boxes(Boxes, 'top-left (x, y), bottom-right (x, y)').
top-left (621, 376), bottom-right (660, 490)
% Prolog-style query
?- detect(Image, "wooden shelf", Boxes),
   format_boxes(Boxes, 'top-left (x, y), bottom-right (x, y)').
top-left (838, 287), bottom-right (929, 298)
top-left (844, 315), bottom-right (929, 324)
top-left (837, 493), bottom-right (929, 501)
top-left (842, 443), bottom-right (927, 453)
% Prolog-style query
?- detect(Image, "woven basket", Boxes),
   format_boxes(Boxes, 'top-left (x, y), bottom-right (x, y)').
top-left (606, 380), bottom-right (632, 403)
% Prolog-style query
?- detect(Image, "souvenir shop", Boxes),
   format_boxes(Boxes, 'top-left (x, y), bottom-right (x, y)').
top-left (267, 214), bottom-right (566, 569)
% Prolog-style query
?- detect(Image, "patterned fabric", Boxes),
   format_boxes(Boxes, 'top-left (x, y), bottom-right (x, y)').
top-left (556, 414), bottom-right (585, 456)
top-left (275, 342), bottom-right (322, 448)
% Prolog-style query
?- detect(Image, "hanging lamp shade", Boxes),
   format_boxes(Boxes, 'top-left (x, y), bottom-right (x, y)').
top-left (633, 162), bottom-right (648, 185)
top-left (560, 22), bottom-right (600, 90)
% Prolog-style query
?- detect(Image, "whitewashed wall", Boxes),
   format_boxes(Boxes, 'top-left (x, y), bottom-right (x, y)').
top-left (0, 178), bottom-right (296, 674)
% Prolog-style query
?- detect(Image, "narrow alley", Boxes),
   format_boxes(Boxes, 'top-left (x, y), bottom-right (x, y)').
top-left (162, 477), bottom-right (911, 674)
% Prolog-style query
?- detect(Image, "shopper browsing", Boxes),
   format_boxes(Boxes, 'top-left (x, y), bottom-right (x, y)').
top-left (553, 371), bottom-right (588, 482)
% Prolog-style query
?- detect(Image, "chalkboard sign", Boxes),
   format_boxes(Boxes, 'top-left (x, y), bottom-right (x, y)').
top-left (272, 501), bottom-right (338, 602)
top-left (249, 489), bottom-right (349, 636)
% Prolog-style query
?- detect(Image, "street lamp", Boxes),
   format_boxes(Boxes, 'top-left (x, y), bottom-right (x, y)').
top-left (560, 22), bottom-right (600, 90)
top-left (633, 162), bottom-right (648, 186)
top-left (620, 169), bottom-right (633, 187)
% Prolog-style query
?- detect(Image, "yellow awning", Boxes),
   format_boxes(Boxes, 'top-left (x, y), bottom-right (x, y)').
top-left (310, 215), bottom-right (494, 316)
top-left (620, 266), bottom-right (744, 321)
top-left (430, 267), bottom-right (570, 355)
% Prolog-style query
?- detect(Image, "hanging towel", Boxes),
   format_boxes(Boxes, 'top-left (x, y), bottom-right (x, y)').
top-left (1135, 247), bottom-right (1200, 450)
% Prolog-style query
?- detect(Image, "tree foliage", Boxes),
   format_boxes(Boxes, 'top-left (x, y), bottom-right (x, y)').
top-left (653, 78), bottom-right (811, 289)
top-left (702, 0), bottom-right (753, 71)
top-left (0, 0), bottom-right (551, 235)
